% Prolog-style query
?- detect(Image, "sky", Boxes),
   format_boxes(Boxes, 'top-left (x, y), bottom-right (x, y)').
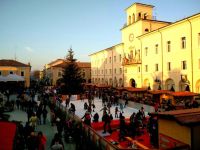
top-left (0, 0), bottom-right (200, 71)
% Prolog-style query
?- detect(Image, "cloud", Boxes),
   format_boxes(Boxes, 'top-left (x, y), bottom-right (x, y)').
top-left (25, 46), bottom-right (34, 53)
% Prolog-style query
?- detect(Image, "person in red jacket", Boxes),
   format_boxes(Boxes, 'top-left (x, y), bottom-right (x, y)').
top-left (37, 131), bottom-right (47, 150)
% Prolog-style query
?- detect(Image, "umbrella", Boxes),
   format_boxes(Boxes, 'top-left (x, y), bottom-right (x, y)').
top-left (5, 74), bottom-right (25, 82)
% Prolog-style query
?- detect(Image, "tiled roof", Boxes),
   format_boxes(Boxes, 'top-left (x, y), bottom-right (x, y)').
top-left (53, 61), bottom-right (91, 68)
top-left (170, 91), bottom-right (199, 97)
top-left (124, 87), bottom-right (147, 92)
top-left (155, 108), bottom-right (200, 126)
top-left (148, 90), bottom-right (171, 95)
top-left (0, 59), bottom-right (30, 67)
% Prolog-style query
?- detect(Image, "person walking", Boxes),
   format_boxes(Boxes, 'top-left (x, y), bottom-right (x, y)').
top-left (42, 107), bottom-right (48, 124)
top-left (29, 112), bottom-right (38, 130)
top-left (102, 111), bottom-right (112, 134)
top-left (37, 131), bottom-right (47, 150)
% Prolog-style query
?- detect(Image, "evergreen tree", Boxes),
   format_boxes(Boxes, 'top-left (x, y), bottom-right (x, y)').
top-left (61, 48), bottom-right (84, 98)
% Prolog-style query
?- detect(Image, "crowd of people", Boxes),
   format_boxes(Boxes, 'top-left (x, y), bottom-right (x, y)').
top-left (4, 85), bottom-right (198, 149)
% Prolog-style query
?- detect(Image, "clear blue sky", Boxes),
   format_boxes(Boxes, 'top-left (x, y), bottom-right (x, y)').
top-left (0, 0), bottom-right (200, 71)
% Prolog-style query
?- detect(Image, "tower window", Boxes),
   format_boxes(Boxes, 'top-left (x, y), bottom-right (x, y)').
top-left (145, 28), bottom-right (149, 32)
top-left (129, 16), bottom-right (131, 25)
top-left (198, 33), bottom-right (200, 47)
top-left (138, 13), bottom-right (141, 20)
top-left (144, 13), bottom-right (147, 19)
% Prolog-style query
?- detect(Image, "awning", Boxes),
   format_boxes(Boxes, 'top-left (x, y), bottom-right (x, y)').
top-left (0, 74), bottom-right (24, 82)
top-left (0, 76), bottom-right (7, 82)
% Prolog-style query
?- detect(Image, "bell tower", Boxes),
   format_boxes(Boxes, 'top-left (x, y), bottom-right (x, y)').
top-left (125, 3), bottom-right (154, 25)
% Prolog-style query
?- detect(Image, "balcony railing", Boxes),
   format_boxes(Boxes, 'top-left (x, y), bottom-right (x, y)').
top-left (122, 57), bottom-right (141, 66)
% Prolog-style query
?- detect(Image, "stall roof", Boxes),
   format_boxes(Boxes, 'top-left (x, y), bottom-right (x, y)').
top-left (95, 84), bottom-right (111, 88)
top-left (170, 91), bottom-right (199, 97)
top-left (154, 108), bottom-right (200, 126)
top-left (148, 90), bottom-right (171, 95)
top-left (124, 87), bottom-right (147, 92)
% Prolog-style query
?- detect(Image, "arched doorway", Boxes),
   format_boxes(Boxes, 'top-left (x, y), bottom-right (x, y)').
top-left (179, 80), bottom-right (190, 91)
top-left (130, 78), bottom-right (136, 88)
top-left (119, 78), bottom-right (123, 87)
top-left (143, 78), bottom-right (150, 88)
top-left (114, 77), bottom-right (118, 87)
top-left (165, 78), bottom-right (175, 91)
top-left (101, 78), bottom-right (104, 84)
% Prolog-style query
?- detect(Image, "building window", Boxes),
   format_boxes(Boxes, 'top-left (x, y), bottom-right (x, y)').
top-left (145, 47), bottom-right (148, 56)
top-left (114, 68), bottom-right (116, 74)
top-left (145, 65), bottom-right (148, 72)
top-left (21, 71), bottom-right (25, 76)
top-left (198, 33), bottom-right (200, 47)
top-left (119, 54), bottom-right (122, 62)
top-left (167, 62), bottom-right (171, 71)
top-left (181, 61), bottom-right (187, 70)
top-left (58, 72), bottom-right (62, 77)
top-left (82, 72), bottom-right (85, 77)
top-left (181, 37), bottom-right (186, 49)
top-left (109, 69), bottom-right (112, 74)
top-left (138, 66), bottom-right (140, 72)
top-left (10, 71), bottom-right (13, 74)
top-left (120, 68), bottom-right (122, 74)
top-left (167, 41), bottom-right (171, 52)
top-left (155, 44), bottom-right (158, 54)
top-left (0, 71), bottom-right (1, 76)
top-left (109, 57), bottom-right (112, 63)
top-left (114, 56), bottom-right (116, 62)
top-left (101, 70), bottom-right (103, 74)
top-left (124, 68), bottom-right (127, 73)
top-left (155, 64), bottom-right (159, 71)
top-left (105, 69), bottom-right (107, 74)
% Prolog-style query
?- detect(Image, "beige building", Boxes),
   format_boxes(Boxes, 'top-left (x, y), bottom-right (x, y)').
top-left (45, 59), bottom-right (91, 86)
top-left (90, 2), bottom-right (200, 93)
top-left (0, 59), bottom-right (31, 87)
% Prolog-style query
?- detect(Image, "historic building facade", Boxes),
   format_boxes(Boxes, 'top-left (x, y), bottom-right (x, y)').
top-left (0, 59), bottom-right (31, 87)
top-left (90, 3), bottom-right (200, 93)
top-left (44, 59), bottom-right (91, 86)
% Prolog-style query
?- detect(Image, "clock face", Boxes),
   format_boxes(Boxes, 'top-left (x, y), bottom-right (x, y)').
top-left (129, 33), bottom-right (134, 42)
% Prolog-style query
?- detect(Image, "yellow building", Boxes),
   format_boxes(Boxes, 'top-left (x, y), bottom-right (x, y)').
top-left (0, 59), bottom-right (31, 87)
top-left (90, 2), bottom-right (200, 93)
top-left (45, 59), bottom-right (91, 86)
top-left (156, 108), bottom-right (200, 149)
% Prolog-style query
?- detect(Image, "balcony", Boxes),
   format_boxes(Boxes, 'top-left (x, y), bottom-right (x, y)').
top-left (122, 57), bottom-right (141, 66)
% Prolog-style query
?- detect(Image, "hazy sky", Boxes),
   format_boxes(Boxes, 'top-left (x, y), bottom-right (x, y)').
top-left (0, 0), bottom-right (200, 70)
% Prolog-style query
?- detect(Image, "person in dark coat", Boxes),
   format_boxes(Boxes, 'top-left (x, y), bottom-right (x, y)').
top-left (42, 107), bottom-right (48, 124)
